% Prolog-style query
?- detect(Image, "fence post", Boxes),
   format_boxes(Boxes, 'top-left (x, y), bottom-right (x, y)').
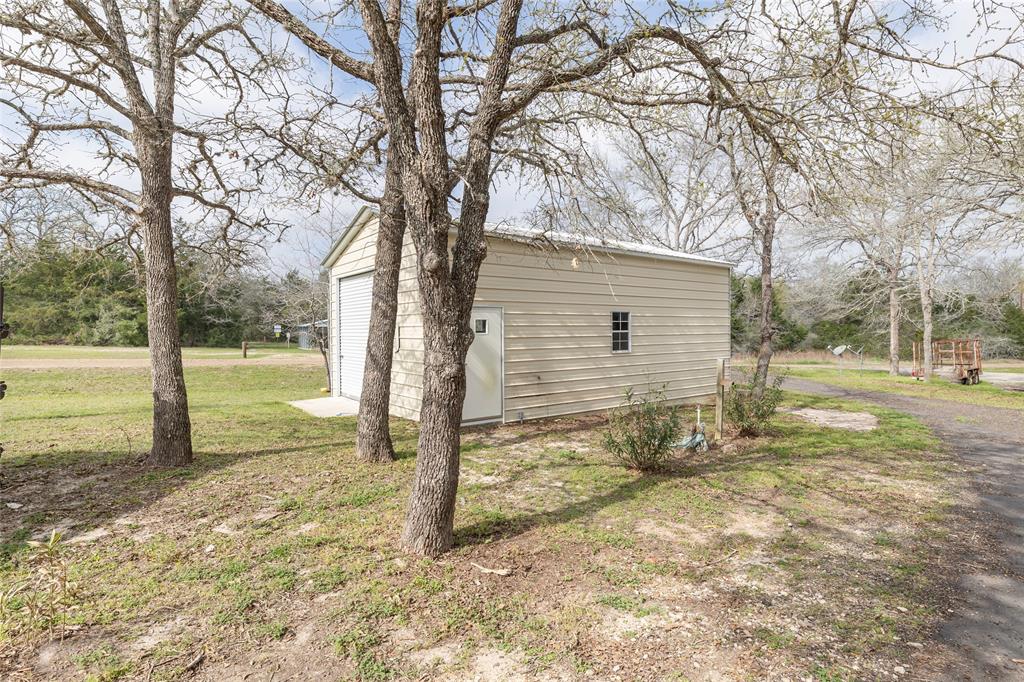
top-left (714, 358), bottom-right (726, 441)
top-left (242, 340), bottom-right (248, 359)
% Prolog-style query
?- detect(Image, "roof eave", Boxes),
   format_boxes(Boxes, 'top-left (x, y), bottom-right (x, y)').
top-left (448, 226), bottom-right (733, 269)
top-left (320, 206), bottom-right (378, 268)
top-left (580, 242), bottom-right (734, 269)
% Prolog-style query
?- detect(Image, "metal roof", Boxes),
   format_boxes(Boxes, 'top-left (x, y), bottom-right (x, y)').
top-left (483, 224), bottom-right (733, 268)
top-left (321, 207), bottom-right (733, 270)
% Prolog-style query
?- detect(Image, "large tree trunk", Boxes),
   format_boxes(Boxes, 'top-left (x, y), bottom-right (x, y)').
top-left (399, 153), bottom-right (489, 555)
top-left (921, 290), bottom-right (933, 381)
top-left (752, 235), bottom-right (775, 398)
top-left (353, 0), bottom-right (514, 556)
top-left (400, 308), bottom-right (472, 555)
top-left (916, 243), bottom-right (935, 382)
top-left (317, 333), bottom-right (331, 388)
top-left (888, 275), bottom-right (900, 376)
top-left (356, 158), bottom-right (406, 463)
top-left (138, 133), bottom-right (193, 466)
top-left (751, 199), bottom-right (777, 399)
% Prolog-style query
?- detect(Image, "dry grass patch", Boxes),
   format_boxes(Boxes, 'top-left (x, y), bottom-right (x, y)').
top-left (788, 366), bottom-right (1024, 410)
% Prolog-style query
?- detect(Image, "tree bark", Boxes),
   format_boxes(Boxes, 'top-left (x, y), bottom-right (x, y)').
top-left (920, 289), bottom-right (933, 381)
top-left (317, 333), bottom-right (331, 388)
top-left (400, 306), bottom-right (473, 555)
top-left (356, 157), bottom-right (406, 463)
top-left (398, 130), bottom-right (497, 553)
top-left (138, 132), bottom-right (193, 466)
top-left (915, 237), bottom-right (937, 381)
top-left (752, 223), bottom-right (775, 398)
top-left (398, 188), bottom-right (480, 556)
top-left (749, 160), bottom-right (779, 399)
top-left (888, 273), bottom-right (901, 376)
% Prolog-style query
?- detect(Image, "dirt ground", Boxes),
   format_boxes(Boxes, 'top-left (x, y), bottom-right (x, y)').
top-left (787, 377), bottom-right (1024, 681)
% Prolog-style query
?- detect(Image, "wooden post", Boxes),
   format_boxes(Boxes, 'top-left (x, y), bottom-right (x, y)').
top-left (714, 358), bottom-right (726, 441)
top-left (242, 341), bottom-right (248, 358)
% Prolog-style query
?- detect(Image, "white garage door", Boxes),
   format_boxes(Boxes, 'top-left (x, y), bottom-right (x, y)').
top-left (337, 273), bottom-right (373, 399)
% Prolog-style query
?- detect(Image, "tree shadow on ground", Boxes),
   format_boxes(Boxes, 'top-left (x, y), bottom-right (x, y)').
top-left (453, 430), bottom-right (947, 555)
top-left (461, 414), bottom-right (606, 448)
top-left (453, 446), bottom-right (785, 548)
top-left (0, 439), bottom-right (347, 564)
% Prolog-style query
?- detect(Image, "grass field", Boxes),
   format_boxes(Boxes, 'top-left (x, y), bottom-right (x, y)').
top-left (1, 343), bottom-right (314, 361)
top-left (734, 352), bottom-right (1024, 375)
top-left (787, 367), bottom-right (1024, 410)
top-left (0, 360), bottom-right (978, 680)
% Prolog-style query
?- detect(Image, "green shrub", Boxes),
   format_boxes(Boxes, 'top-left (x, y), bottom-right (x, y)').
top-left (726, 371), bottom-right (785, 436)
top-left (604, 385), bottom-right (682, 471)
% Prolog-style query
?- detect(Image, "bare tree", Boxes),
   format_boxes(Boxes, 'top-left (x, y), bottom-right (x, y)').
top-left (0, 0), bottom-right (279, 465)
top-left (532, 119), bottom-right (738, 254)
top-left (723, 136), bottom-right (798, 393)
top-left (817, 156), bottom-right (917, 375)
top-left (238, 0), bottom-right (406, 464)
top-left (272, 269), bottom-right (331, 382)
top-left (357, 159), bottom-right (406, 463)
top-left (252, 0), bottom-right (789, 554)
top-left (811, 113), bottom-right (1022, 377)
top-left (910, 123), bottom-right (1023, 378)
top-left (0, 186), bottom-right (138, 277)
top-left (248, 0), bottom-right (1024, 556)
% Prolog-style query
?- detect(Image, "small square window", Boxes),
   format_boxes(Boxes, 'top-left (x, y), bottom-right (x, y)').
top-left (611, 312), bottom-right (630, 352)
top-left (474, 318), bottom-right (488, 334)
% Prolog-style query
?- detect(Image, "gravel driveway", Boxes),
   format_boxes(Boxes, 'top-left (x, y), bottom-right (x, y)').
top-left (786, 377), bottom-right (1024, 680)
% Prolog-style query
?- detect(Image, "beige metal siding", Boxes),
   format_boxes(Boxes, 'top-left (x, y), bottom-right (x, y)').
top-left (389, 229), bottom-right (424, 421)
top-left (330, 219), bottom-right (729, 424)
top-left (472, 237), bottom-right (730, 422)
top-left (329, 216), bottom-right (424, 420)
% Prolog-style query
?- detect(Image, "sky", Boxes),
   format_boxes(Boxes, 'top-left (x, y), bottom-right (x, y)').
top-left (259, 0), bottom-right (1024, 276)
top-left (2, 0), bottom-right (1020, 278)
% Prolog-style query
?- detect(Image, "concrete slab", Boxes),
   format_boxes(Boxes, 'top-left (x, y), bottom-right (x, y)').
top-left (288, 396), bottom-right (359, 418)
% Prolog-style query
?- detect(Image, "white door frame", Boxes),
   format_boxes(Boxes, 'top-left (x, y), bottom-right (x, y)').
top-left (336, 270), bottom-right (373, 399)
top-left (463, 305), bottom-right (505, 425)
top-left (335, 276), bottom-right (342, 397)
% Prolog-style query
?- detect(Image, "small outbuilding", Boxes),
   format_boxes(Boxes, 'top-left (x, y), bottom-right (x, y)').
top-left (293, 319), bottom-right (327, 350)
top-left (322, 207), bottom-right (732, 425)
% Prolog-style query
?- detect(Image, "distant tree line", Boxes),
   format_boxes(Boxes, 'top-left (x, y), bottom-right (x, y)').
top-left (10, 239), bottom-right (1020, 360)
top-left (731, 267), bottom-right (1024, 359)
top-left (730, 275), bottom-right (808, 354)
top-left (3, 241), bottom-right (324, 348)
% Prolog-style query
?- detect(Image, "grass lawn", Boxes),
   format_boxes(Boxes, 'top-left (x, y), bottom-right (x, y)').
top-left (1, 364), bottom-right (977, 680)
top-left (787, 367), bottom-right (1024, 411)
top-left (1, 343), bottom-right (315, 361)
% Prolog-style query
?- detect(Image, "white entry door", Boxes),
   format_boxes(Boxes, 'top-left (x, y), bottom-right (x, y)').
top-left (463, 307), bottom-right (503, 423)
top-left (337, 272), bottom-right (373, 399)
